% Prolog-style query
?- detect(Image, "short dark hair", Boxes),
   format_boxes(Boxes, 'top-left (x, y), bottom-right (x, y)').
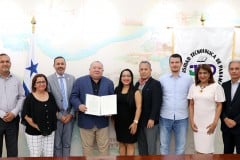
top-left (54, 56), bottom-right (65, 64)
top-left (169, 53), bottom-right (182, 63)
top-left (31, 74), bottom-right (48, 92)
top-left (195, 64), bottom-right (215, 85)
top-left (0, 53), bottom-right (10, 59)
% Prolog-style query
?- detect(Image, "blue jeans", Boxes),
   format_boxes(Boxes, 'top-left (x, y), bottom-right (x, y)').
top-left (159, 117), bottom-right (188, 155)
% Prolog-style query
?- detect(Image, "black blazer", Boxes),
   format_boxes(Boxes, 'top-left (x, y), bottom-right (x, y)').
top-left (221, 80), bottom-right (240, 134)
top-left (135, 77), bottom-right (162, 127)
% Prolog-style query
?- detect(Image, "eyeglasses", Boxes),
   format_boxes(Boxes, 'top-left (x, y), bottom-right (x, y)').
top-left (36, 81), bottom-right (46, 84)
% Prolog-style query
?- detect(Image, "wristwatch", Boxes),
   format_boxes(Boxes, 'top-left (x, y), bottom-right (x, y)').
top-left (133, 120), bottom-right (138, 124)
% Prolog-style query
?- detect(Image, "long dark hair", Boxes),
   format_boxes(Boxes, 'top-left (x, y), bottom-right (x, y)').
top-left (115, 69), bottom-right (135, 107)
top-left (195, 64), bottom-right (215, 85)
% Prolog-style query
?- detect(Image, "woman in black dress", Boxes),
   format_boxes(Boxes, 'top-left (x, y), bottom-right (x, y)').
top-left (114, 69), bottom-right (142, 155)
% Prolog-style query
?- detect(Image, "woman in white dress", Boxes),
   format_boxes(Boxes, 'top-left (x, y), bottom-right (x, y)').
top-left (188, 64), bottom-right (225, 154)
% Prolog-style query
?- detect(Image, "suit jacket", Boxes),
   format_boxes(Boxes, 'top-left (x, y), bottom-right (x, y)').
top-left (70, 75), bottom-right (114, 129)
top-left (221, 80), bottom-right (240, 134)
top-left (135, 77), bottom-right (162, 127)
top-left (47, 73), bottom-right (75, 119)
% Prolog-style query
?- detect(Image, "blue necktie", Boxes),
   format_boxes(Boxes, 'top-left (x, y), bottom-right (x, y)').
top-left (59, 76), bottom-right (68, 110)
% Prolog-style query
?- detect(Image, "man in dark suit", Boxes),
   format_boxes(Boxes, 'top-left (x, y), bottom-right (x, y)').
top-left (221, 60), bottom-right (240, 154)
top-left (135, 61), bottom-right (162, 155)
top-left (48, 56), bottom-right (75, 157)
top-left (70, 61), bottom-right (114, 156)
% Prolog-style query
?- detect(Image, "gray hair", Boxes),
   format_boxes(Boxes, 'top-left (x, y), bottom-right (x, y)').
top-left (228, 60), bottom-right (240, 69)
top-left (89, 61), bottom-right (104, 69)
top-left (139, 60), bottom-right (152, 69)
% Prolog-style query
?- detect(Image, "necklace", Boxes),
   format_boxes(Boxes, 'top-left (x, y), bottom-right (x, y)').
top-left (199, 85), bottom-right (207, 93)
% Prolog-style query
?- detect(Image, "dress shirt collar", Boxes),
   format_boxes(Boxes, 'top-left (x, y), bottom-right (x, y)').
top-left (56, 73), bottom-right (65, 78)
top-left (139, 77), bottom-right (150, 86)
top-left (169, 72), bottom-right (182, 78)
top-left (231, 79), bottom-right (240, 84)
top-left (0, 72), bottom-right (12, 79)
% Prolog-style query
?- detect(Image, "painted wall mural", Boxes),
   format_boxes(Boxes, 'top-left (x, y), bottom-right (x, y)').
top-left (1, 0), bottom-right (240, 156)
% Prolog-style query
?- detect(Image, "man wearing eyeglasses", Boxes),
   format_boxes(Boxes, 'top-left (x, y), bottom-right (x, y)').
top-left (0, 53), bottom-right (25, 157)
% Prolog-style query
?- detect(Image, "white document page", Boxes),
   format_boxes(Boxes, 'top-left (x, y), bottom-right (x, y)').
top-left (100, 94), bottom-right (117, 115)
top-left (85, 94), bottom-right (117, 116)
top-left (85, 94), bottom-right (101, 116)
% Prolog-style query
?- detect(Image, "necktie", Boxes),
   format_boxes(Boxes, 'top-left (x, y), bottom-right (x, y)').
top-left (59, 76), bottom-right (68, 110)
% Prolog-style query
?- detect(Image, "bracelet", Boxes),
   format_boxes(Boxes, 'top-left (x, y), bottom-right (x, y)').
top-left (133, 120), bottom-right (138, 124)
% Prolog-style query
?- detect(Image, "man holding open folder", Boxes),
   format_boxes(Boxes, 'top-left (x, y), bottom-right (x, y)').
top-left (70, 61), bottom-right (114, 156)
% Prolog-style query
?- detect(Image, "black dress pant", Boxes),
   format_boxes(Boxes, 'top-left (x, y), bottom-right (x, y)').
top-left (222, 131), bottom-right (240, 154)
top-left (0, 116), bottom-right (19, 157)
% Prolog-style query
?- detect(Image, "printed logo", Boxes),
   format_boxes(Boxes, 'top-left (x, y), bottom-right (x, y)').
top-left (182, 48), bottom-right (224, 84)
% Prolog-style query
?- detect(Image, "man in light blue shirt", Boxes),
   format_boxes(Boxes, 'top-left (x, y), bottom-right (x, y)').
top-left (159, 53), bottom-right (193, 155)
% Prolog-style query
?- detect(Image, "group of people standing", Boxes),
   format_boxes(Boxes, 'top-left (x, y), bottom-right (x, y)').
top-left (0, 52), bottom-right (240, 157)
top-left (159, 54), bottom-right (240, 155)
top-left (157, 54), bottom-right (240, 155)
top-left (21, 56), bottom-right (75, 157)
